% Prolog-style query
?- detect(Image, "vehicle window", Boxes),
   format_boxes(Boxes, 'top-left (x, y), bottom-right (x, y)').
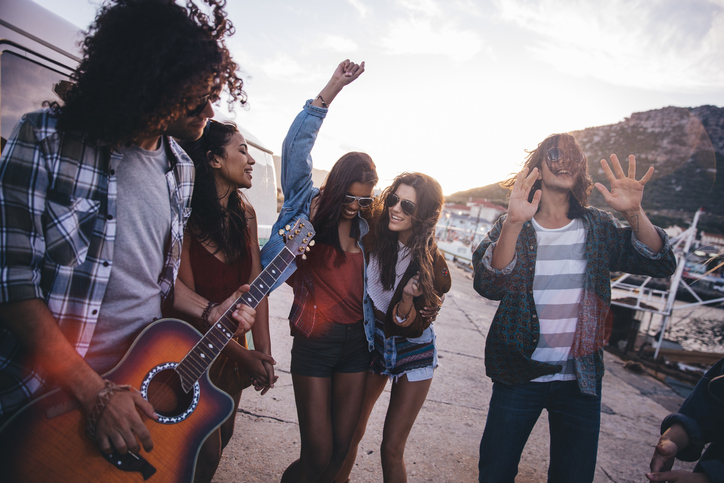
top-left (1, 51), bottom-right (68, 152)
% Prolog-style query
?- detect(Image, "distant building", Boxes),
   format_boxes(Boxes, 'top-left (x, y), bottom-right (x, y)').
top-left (700, 231), bottom-right (724, 252)
top-left (466, 198), bottom-right (507, 223)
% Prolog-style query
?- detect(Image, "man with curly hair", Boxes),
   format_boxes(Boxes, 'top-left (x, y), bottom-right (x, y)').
top-left (473, 133), bottom-right (677, 482)
top-left (0, 0), bottom-right (253, 459)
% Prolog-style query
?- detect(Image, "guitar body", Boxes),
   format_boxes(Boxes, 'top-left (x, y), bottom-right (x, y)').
top-left (0, 319), bottom-right (234, 483)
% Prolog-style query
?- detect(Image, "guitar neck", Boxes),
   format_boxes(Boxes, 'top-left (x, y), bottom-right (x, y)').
top-left (175, 246), bottom-right (297, 392)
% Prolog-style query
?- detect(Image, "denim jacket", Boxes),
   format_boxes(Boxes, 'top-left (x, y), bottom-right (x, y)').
top-left (259, 100), bottom-right (375, 349)
top-left (662, 357), bottom-right (724, 482)
top-left (473, 207), bottom-right (676, 396)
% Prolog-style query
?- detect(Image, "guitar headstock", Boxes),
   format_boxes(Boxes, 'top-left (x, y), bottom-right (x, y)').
top-left (278, 217), bottom-right (316, 260)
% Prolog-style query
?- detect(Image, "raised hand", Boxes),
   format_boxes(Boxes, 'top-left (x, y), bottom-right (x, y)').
top-left (595, 154), bottom-right (654, 216)
top-left (331, 59), bottom-right (365, 87)
top-left (313, 59), bottom-right (365, 109)
top-left (507, 167), bottom-right (541, 224)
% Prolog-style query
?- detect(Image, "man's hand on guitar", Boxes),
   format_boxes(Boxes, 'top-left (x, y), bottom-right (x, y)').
top-left (210, 284), bottom-right (256, 336)
top-left (91, 388), bottom-right (157, 455)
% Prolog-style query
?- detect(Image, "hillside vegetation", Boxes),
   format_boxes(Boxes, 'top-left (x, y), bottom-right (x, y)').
top-left (448, 105), bottom-right (724, 233)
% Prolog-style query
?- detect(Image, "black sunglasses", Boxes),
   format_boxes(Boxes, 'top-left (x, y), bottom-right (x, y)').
top-left (187, 93), bottom-right (218, 118)
top-left (343, 194), bottom-right (374, 208)
top-left (385, 192), bottom-right (416, 216)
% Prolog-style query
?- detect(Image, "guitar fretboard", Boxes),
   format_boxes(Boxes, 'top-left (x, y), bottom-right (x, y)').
top-left (175, 246), bottom-right (297, 392)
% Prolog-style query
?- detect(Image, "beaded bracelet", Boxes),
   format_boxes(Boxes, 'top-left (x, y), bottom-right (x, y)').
top-left (315, 94), bottom-right (329, 108)
top-left (201, 301), bottom-right (219, 330)
top-left (85, 379), bottom-right (132, 440)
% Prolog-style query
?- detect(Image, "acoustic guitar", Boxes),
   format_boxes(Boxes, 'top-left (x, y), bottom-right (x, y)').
top-left (0, 218), bottom-right (315, 482)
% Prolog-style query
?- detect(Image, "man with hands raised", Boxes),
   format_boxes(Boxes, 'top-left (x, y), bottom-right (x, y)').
top-left (472, 133), bottom-right (676, 482)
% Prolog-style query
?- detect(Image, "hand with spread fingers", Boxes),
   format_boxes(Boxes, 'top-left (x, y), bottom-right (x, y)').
top-left (506, 167), bottom-right (541, 225)
top-left (594, 154), bottom-right (653, 215)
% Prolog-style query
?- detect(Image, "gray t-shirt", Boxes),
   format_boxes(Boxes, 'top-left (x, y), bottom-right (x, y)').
top-left (85, 142), bottom-right (171, 373)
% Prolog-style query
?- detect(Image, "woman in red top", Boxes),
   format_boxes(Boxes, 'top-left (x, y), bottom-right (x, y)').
top-left (278, 61), bottom-right (379, 483)
top-left (178, 120), bottom-right (276, 483)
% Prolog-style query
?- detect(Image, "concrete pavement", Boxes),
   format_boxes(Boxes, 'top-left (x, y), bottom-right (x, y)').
top-left (214, 264), bottom-right (696, 482)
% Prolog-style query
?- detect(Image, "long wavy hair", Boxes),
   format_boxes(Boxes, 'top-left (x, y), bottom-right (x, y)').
top-left (180, 120), bottom-right (250, 263)
top-left (56, 0), bottom-right (246, 146)
top-left (373, 172), bottom-right (444, 305)
top-left (501, 133), bottom-right (593, 219)
top-left (309, 152), bottom-right (378, 262)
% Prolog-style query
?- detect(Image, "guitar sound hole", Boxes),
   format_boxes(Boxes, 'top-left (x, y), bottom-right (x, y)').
top-left (146, 368), bottom-right (193, 417)
top-left (140, 362), bottom-right (200, 424)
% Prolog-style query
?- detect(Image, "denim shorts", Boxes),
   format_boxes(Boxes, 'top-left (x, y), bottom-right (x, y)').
top-left (291, 321), bottom-right (371, 377)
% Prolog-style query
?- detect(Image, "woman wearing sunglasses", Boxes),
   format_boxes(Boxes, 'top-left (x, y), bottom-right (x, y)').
top-left (338, 172), bottom-right (452, 483)
top-left (176, 119), bottom-right (276, 483)
top-left (264, 60), bottom-right (378, 483)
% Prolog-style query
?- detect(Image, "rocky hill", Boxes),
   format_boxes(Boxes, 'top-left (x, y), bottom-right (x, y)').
top-left (448, 105), bottom-right (724, 233)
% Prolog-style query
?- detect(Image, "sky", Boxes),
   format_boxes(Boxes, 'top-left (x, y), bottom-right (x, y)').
top-left (35, 0), bottom-right (724, 195)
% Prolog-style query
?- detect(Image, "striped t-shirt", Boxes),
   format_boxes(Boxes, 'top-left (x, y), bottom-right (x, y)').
top-left (530, 217), bottom-right (587, 382)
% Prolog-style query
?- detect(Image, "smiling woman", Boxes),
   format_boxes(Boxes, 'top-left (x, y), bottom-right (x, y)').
top-left (175, 120), bottom-right (276, 483)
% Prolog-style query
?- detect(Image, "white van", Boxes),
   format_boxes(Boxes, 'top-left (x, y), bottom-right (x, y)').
top-left (0, 0), bottom-right (277, 242)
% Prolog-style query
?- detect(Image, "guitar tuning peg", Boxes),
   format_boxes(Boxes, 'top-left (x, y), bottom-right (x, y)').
top-left (309, 240), bottom-right (315, 246)
top-left (295, 229), bottom-right (300, 234)
top-left (305, 247), bottom-right (310, 252)
top-left (298, 246), bottom-right (304, 252)
top-left (307, 232), bottom-right (313, 237)
top-left (302, 238), bottom-right (308, 243)
top-left (302, 254), bottom-right (307, 260)
top-left (278, 229), bottom-right (285, 236)
top-left (289, 234), bottom-right (295, 239)
top-left (285, 225), bottom-right (291, 231)
top-left (300, 222), bottom-right (305, 227)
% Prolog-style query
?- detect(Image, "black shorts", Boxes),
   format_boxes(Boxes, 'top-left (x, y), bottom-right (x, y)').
top-left (290, 321), bottom-right (371, 377)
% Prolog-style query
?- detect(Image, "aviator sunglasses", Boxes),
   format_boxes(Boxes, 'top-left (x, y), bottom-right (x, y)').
top-left (545, 147), bottom-right (584, 165)
top-left (385, 192), bottom-right (416, 216)
top-left (342, 194), bottom-right (374, 208)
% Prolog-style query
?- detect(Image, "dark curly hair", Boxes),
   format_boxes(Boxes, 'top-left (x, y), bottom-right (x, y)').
top-left (502, 133), bottom-right (593, 219)
top-left (180, 120), bottom-right (250, 263)
top-left (310, 151), bottom-right (378, 262)
top-left (57, 0), bottom-right (246, 146)
top-left (373, 172), bottom-right (444, 306)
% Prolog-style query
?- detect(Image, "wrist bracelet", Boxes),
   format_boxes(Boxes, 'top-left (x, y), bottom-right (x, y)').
top-left (201, 301), bottom-right (219, 330)
top-left (315, 94), bottom-right (328, 108)
top-left (85, 379), bottom-right (132, 440)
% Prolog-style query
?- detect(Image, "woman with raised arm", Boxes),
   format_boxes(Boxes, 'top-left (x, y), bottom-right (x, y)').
top-left (260, 60), bottom-right (376, 483)
top-left (176, 120), bottom-right (276, 483)
top-left (338, 172), bottom-right (452, 483)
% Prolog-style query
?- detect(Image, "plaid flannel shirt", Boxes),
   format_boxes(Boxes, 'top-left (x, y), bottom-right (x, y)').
top-left (0, 110), bottom-right (194, 417)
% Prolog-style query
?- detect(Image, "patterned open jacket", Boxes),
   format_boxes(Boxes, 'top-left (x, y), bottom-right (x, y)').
top-left (472, 207), bottom-right (676, 396)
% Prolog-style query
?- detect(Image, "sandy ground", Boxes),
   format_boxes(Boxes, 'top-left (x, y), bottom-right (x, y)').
top-left (214, 264), bottom-right (699, 482)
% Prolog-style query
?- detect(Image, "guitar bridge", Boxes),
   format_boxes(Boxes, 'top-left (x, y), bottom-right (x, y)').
top-left (101, 450), bottom-right (156, 480)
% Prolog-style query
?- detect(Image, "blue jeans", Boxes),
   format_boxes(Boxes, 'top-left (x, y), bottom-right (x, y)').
top-left (478, 379), bottom-right (602, 483)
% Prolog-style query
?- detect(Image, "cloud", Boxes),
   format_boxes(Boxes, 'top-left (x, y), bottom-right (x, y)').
top-left (397, 0), bottom-right (442, 17)
top-left (381, 17), bottom-right (485, 62)
top-left (258, 54), bottom-right (327, 84)
top-left (496, 0), bottom-right (724, 90)
top-left (346, 0), bottom-right (368, 17)
top-left (321, 35), bottom-right (359, 53)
